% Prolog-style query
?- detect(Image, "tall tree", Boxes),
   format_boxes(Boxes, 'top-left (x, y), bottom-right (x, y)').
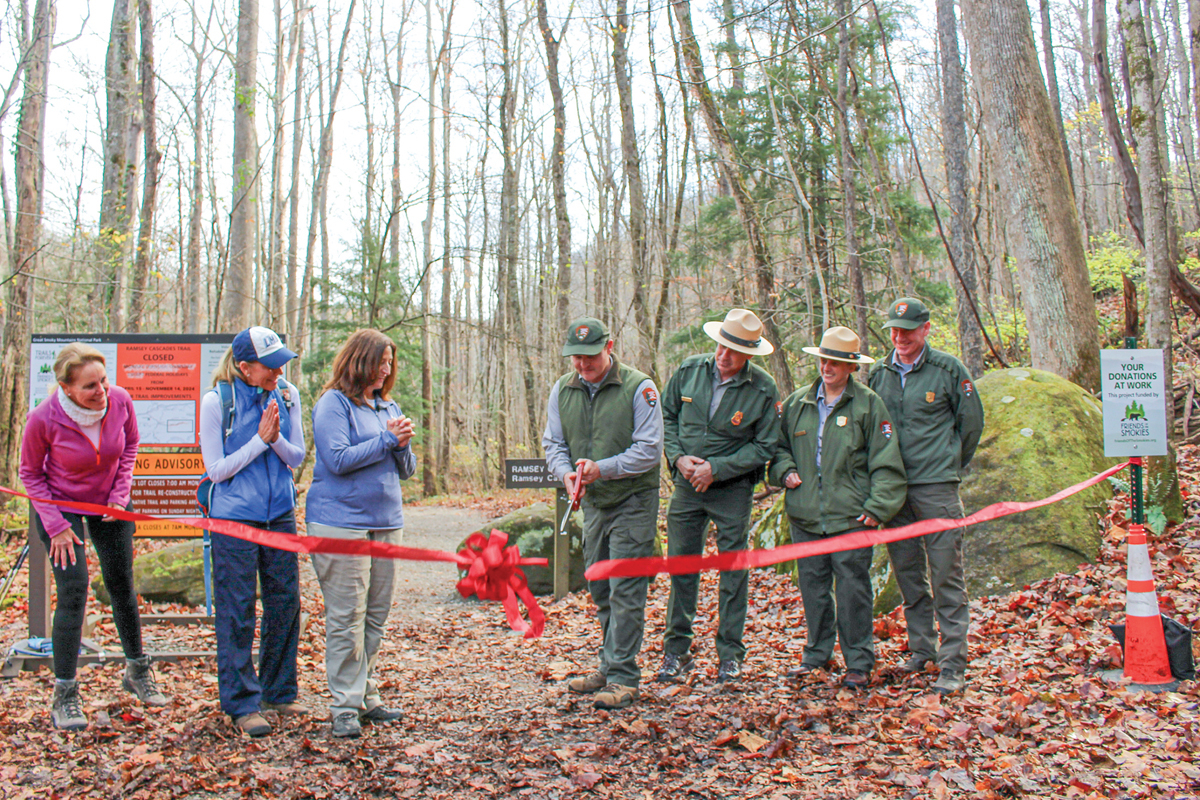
top-left (0, 0), bottom-right (55, 493)
top-left (1039, 0), bottom-right (1074, 189)
top-left (835, 0), bottom-right (867, 345)
top-left (92, 0), bottom-right (142, 331)
top-left (960, 0), bottom-right (1100, 389)
top-left (128, 0), bottom-right (159, 332)
top-left (937, 0), bottom-right (984, 376)
top-left (224, 0), bottom-right (259, 331)
top-left (536, 0), bottom-right (572, 332)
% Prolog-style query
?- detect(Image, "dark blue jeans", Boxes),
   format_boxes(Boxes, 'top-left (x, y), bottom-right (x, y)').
top-left (210, 513), bottom-right (300, 718)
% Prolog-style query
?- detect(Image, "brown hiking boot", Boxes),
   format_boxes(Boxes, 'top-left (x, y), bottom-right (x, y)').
top-left (261, 701), bottom-right (309, 716)
top-left (234, 712), bottom-right (272, 737)
top-left (593, 683), bottom-right (638, 710)
top-left (568, 671), bottom-right (607, 694)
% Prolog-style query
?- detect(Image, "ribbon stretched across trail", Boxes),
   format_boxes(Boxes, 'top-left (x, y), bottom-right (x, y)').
top-left (586, 461), bottom-right (1132, 581)
top-left (2, 487), bottom-right (547, 639)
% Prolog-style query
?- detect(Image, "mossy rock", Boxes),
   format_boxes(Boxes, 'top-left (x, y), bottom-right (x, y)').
top-left (92, 538), bottom-right (209, 607)
top-left (458, 502), bottom-right (585, 596)
top-left (754, 368), bottom-right (1112, 612)
top-left (958, 367), bottom-right (1110, 596)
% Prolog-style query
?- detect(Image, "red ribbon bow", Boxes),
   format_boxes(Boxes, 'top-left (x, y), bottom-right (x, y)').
top-left (456, 530), bottom-right (546, 639)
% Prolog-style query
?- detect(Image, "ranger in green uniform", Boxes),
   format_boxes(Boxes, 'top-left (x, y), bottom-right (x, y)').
top-left (769, 326), bottom-right (907, 690)
top-left (657, 309), bottom-right (781, 684)
top-left (868, 298), bottom-right (984, 696)
top-left (542, 318), bottom-right (664, 710)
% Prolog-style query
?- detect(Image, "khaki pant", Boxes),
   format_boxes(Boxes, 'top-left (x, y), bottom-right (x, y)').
top-left (663, 476), bottom-right (754, 663)
top-left (309, 522), bottom-right (403, 717)
top-left (885, 482), bottom-right (970, 673)
top-left (582, 488), bottom-right (658, 688)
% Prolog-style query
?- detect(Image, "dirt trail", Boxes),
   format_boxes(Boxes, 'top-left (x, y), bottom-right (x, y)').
top-left (386, 505), bottom-right (491, 620)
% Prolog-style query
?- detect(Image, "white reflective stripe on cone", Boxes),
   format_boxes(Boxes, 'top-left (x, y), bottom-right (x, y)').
top-left (1126, 544), bottom-right (1155, 581)
top-left (1126, 591), bottom-right (1162, 617)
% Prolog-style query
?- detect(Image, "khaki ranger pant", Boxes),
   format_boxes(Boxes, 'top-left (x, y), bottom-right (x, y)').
top-left (309, 522), bottom-right (403, 718)
top-left (663, 476), bottom-right (754, 663)
top-left (582, 488), bottom-right (658, 689)
top-left (789, 521), bottom-right (876, 673)
top-left (885, 482), bottom-right (970, 674)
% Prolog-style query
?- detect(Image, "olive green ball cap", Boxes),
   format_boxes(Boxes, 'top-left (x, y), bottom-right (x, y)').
top-left (562, 317), bottom-right (610, 356)
top-left (882, 297), bottom-right (930, 330)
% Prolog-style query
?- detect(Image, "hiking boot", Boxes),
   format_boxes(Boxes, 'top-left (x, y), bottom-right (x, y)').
top-left (899, 654), bottom-right (935, 674)
top-left (568, 670), bottom-right (607, 694)
top-left (331, 711), bottom-right (362, 739)
top-left (716, 659), bottom-right (742, 683)
top-left (123, 656), bottom-right (169, 706)
top-left (842, 670), bottom-right (870, 690)
top-left (234, 712), bottom-right (272, 737)
top-left (261, 701), bottom-right (309, 716)
top-left (593, 683), bottom-right (638, 710)
top-left (785, 663), bottom-right (823, 680)
top-left (51, 679), bottom-right (88, 732)
top-left (933, 670), bottom-right (966, 696)
top-left (656, 652), bottom-right (694, 683)
top-left (360, 705), bottom-right (402, 724)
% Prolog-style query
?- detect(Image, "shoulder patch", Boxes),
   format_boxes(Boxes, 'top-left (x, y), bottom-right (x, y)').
top-left (961, 379), bottom-right (974, 396)
top-left (776, 401), bottom-right (783, 418)
top-left (642, 386), bottom-right (658, 408)
top-left (881, 420), bottom-right (893, 439)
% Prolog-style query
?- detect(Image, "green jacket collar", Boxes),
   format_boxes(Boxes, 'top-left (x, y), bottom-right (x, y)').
top-left (800, 374), bottom-right (861, 408)
top-left (886, 345), bottom-right (928, 372)
top-left (705, 354), bottom-right (754, 387)
top-left (566, 354), bottom-right (624, 392)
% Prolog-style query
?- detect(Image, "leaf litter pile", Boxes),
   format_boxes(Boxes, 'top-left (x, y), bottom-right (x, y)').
top-left (2, 466), bottom-right (1200, 800)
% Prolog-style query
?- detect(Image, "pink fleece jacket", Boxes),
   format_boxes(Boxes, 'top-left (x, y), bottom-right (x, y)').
top-left (19, 385), bottom-right (140, 537)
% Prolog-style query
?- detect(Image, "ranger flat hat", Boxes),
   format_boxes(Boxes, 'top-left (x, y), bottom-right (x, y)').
top-left (881, 297), bottom-right (930, 330)
top-left (562, 317), bottom-right (610, 356)
top-left (800, 326), bottom-right (875, 364)
top-left (702, 308), bottom-right (775, 356)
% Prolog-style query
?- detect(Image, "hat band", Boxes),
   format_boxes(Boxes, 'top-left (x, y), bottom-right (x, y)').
top-left (819, 346), bottom-right (861, 360)
top-left (720, 328), bottom-right (762, 349)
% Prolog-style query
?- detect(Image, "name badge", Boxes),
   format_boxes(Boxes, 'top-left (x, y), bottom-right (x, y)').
top-left (681, 396), bottom-right (693, 403)
top-left (796, 430), bottom-right (807, 436)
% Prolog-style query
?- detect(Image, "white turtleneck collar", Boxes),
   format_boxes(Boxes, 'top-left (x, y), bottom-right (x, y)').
top-left (58, 387), bottom-right (108, 427)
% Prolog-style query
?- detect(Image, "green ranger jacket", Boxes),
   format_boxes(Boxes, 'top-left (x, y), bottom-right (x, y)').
top-left (662, 354), bottom-right (780, 485)
top-left (867, 346), bottom-right (985, 485)
top-left (768, 376), bottom-right (907, 534)
top-left (556, 357), bottom-right (660, 508)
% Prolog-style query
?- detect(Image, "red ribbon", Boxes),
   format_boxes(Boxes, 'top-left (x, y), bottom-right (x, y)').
top-left (3, 487), bottom-right (548, 638)
top-left (586, 461), bottom-right (1131, 580)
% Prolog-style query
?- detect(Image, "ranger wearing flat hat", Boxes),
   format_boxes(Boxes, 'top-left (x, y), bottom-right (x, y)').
top-left (654, 309), bottom-right (781, 685)
top-left (542, 317), bottom-right (663, 711)
top-left (867, 297), bottom-right (984, 696)
top-left (769, 326), bottom-right (907, 691)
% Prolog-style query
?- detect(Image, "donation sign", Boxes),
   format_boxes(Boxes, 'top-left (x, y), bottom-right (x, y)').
top-left (1101, 349), bottom-right (1168, 457)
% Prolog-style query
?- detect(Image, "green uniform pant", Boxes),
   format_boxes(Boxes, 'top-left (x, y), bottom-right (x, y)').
top-left (790, 521), bottom-right (875, 673)
top-left (663, 476), bottom-right (754, 663)
top-left (582, 488), bottom-right (658, 688)
top-left (885, 482), bottom-right (970, 673)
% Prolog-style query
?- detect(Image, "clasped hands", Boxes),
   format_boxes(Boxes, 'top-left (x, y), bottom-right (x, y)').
top-left (675, 455), bottom-right (715, 492)
top-left (386, 414), bottom-right (415, 448)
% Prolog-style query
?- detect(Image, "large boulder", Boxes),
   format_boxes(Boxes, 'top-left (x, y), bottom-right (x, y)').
top-left (92, 538), bottom-right (209, 607)
top-left (459, 502), bottom-right (585, 596)
top-left (754, 367), bottom-right (1112, 610)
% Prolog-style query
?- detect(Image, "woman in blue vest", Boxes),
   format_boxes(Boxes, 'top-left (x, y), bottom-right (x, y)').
top-left (199, 326), bottom-right (306, 737)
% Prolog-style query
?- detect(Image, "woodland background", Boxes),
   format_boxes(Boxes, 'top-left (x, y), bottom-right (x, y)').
top-left (1, 0), bottom-right (1198, 497)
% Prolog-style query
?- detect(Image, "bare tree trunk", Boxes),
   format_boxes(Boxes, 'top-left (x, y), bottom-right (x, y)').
top-left (960, 0), bottom-right (1100, 389)
top-left (225, 0), bottom-right (259, 331)
top-left (537, 0), bottom-right (572, 332)
top-left (0, 0), bottom-right (54, 493)
top-left (1039, 0), bottom-right (1074, 189)
top-left (612, 0), bottom-right (650, 363)
top-left (1122, 0), bottom-right (1183, 517)
top-left (93, 0), bottom-right (141, 332)
top-left (672, 0), bottom-right (793, 395)
top-left (185, 29), bottom-right (205, 334)
top-left (1094, 0), bottom-right (1144, 245)
top-left (835, 0), bottom-right (867, 346)
top-left (129, 0), bottom-right (158, 332)
top-left (438, 8), bottom-right (454, 492)
top-left (938, 0), bottom-right (984, 376)
top-left (285, 3), bottom-right (305, 336)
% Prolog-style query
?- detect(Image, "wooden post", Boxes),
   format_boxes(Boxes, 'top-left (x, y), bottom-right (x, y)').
top-left (554, 488), bottom-right (570, 601)
top-left (27, 505), bottom-right (50, 638)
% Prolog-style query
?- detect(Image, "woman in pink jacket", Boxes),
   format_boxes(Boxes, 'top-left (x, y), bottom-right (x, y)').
top-left (19, 343), bottom-right (168, 731)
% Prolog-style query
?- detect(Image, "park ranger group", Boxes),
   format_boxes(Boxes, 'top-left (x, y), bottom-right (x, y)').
top-left (543, 300), bottom-right (985, 709)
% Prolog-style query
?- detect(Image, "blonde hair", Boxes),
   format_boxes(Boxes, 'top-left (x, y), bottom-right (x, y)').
top-left (54, 343), bottom-right (107, 386)
top-left (210, 348), bottom-right (248, 387)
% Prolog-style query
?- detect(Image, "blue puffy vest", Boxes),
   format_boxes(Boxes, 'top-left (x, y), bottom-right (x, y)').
top-left (209, 378), bottom-right (296, 522)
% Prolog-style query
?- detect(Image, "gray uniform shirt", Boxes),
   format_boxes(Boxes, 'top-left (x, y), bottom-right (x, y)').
top-left (542, 375), bottom-right (664, 481)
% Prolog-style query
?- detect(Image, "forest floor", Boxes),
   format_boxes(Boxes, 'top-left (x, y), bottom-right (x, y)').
top-left (1, 467), bottom-right (1200, 800)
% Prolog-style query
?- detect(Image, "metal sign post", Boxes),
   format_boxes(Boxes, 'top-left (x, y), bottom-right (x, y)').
top-left (504, 459), bottom-right (571, 600)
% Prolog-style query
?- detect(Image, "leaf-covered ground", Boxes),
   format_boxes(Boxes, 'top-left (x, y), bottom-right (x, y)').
top-left (2, 468), bottom-right (1199, 799)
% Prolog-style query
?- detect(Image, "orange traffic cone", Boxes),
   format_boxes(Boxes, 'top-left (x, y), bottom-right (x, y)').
top-left (1121, 524), bottom-right (1173, 685)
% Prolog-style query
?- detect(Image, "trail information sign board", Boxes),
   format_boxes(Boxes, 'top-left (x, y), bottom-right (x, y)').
top-left (1101, 349), bottom-right (1168, 457)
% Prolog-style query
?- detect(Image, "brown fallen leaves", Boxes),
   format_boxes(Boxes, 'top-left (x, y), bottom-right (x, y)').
top-left (1, 451), bottom-right (1200, 799)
